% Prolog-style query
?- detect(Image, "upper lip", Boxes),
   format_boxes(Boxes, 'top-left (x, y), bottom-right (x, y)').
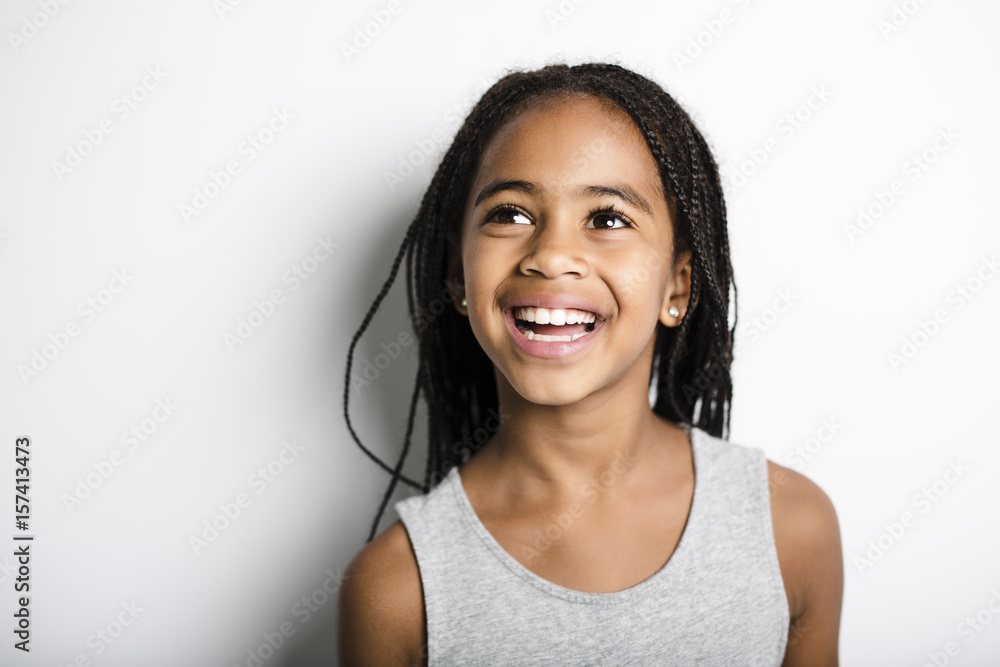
top-left (505, 292), bottom-right (607, 320)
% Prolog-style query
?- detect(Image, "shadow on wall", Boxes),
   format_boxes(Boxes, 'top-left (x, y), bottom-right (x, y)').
top-left (273, 200), bottom-right (431, 667)
top-left (275, 595), bottom-right (341, 667)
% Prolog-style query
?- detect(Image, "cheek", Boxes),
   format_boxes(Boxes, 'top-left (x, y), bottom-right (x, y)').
top-left (462, 244), bottom-right (508, 320)
top-left (611, 253), bottom-right (670, 317)
top-left (462, 233), bottom-right (521, 288)
top-left (463, 242), bottom-right (493, 286)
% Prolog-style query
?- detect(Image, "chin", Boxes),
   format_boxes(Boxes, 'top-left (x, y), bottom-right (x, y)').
top-left (500, 369), bottom-right (595, 407)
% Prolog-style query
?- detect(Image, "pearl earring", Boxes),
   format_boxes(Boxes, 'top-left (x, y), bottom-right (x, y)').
top-left (461, 297), bottom-right (467, 308)
top-left (668, 306), bottom-right (679, 317)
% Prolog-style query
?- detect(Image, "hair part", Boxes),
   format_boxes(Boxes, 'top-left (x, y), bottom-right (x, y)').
top-left (343, 62), bottom-right (737, 542)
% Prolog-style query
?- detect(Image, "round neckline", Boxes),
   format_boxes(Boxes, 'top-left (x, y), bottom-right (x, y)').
top-left (449, 422), bottom-right (702, 605)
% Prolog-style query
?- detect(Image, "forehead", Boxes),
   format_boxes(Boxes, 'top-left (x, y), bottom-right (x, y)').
top-left (473, 94), bottom-right (664, 199)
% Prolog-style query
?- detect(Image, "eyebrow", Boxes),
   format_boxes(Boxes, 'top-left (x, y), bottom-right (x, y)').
top-left (473, 179), bottom-right (653, 216)
top-left (473, 180), bottom-right (536, 208)
top-left (579, 184), bottom-right (652, 216)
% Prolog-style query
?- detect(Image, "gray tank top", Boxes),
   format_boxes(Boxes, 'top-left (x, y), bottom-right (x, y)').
top-left (394, 424), bottom-right (789, 665)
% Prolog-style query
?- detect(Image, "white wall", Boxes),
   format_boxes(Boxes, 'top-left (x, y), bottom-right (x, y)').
top-left (1, 0), bottom-right (998, 665)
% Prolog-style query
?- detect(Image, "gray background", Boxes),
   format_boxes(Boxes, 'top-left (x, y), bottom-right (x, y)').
top-left (1, 0), bottom-right (998, 665)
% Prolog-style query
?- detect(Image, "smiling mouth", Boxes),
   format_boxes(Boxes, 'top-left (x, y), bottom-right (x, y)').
top-left (511, 306), bottom-right (598, 342)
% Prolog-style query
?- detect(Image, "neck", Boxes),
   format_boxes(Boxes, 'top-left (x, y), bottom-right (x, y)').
top-left (476, 373), bottom-right (676, 501)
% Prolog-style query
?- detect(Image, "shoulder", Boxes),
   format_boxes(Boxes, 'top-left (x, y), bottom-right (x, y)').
top-left (765, 459), bottom-right (843, 665)
top-left (337, 521), bottom-right (425, 666)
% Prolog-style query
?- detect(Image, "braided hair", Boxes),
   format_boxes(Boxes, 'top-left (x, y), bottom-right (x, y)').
top-left (343, 63), bottom-right (737, 542)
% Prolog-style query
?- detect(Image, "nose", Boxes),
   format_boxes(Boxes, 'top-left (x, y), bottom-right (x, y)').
top-left (518, 211), bottom-right (590, 279)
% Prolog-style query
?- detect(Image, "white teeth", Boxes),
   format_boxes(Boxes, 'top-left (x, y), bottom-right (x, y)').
top-left (523, 329), bottom-right (592, 342)
top-left (512, 306), bottom-right (597, 324)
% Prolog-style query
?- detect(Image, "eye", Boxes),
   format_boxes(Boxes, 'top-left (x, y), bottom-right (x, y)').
top-left (588, 208), bottom-right (633, 230)
top-left (486, 205), bottom-right (532, 225)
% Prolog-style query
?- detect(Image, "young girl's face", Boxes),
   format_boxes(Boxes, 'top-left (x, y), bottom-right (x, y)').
top-left (453, 94), bottom-right (691, 407)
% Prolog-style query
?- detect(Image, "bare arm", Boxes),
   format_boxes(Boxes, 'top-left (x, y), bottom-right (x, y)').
top-left (338, 521), bottom-right (426, 666)
top-left (767, 461), bottom-right (844, 666)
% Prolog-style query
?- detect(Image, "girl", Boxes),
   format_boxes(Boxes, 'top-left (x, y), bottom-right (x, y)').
top-left (338, 63), bottom-right (843, 666)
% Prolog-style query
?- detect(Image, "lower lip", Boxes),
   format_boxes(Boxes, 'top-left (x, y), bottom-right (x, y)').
top-left (503, 309), bottom-right (604, 359)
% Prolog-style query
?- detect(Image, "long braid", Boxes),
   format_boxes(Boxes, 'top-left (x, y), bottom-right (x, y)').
top-left (593, 72), bottom-right (733, 437)
top-left (366, 366), bottom-right (423, 542)
top-left (342, 217), bottom-right (423, 490)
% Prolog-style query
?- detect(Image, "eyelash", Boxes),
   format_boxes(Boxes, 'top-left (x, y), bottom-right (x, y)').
top-left (484, 203), bottom-right (635, 229)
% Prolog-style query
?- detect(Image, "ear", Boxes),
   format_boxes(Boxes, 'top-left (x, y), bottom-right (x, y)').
top-left (446, 229), bottom-right (467, 316)
top-left (659, 250), bottom-right (692, 327)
